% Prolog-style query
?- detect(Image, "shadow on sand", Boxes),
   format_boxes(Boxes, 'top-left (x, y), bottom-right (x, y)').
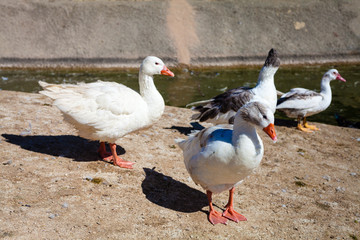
top-left (141, 167), bottom-right (208, 213)
top-left (1, 134), bottom-right (125, 162)
top-left (274, 118), bottom-right (297, 128)
top-left (166, 122), bottom-right (205, 135)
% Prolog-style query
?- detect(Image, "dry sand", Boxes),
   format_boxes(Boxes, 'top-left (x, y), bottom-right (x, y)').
top-left (0, 90), bottom-right (359, 239)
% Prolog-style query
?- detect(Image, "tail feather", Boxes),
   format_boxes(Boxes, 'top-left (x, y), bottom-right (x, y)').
top-left (190, 112), bottom-right (201, 120)
top-left (199, 108), bottom-right (220, 122)
top-left (186, 99), bottom-right (212, 108)
top-left (38, 81), bottom-right (82, 100)
top-left (39, 81), bottom-right (71, 92)
top-left (276, 90), bottom-right (285, 96)
top-left (175, 138), bottom-right (186, 150)
top-left (38, 80), bottom-right (51, 88)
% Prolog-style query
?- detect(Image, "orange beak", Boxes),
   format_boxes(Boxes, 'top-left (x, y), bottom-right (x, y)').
top-left (263, 123), bottom-right (277, 142)
top-left (161, 65), bottom-right (175, 77)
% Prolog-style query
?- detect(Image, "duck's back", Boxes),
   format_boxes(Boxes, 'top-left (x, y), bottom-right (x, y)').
top-left (276, 88), bottom-right (325, 118)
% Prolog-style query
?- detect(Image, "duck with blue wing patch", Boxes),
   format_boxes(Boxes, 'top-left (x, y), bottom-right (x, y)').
top-left (176, 101), bottom-right (277, 225)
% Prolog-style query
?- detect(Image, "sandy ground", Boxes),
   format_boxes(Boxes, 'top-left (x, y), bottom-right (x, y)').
top-left (0, 90), bottom-right (359, 239)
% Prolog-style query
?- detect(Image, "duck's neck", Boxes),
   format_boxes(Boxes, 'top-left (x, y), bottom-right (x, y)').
top-left (232, 118), bottom-right (262, 155)
top-left (320, 78), bottom-right (332, 97)
top-left (253, 66), bottom-right (278, 112)
top-left (139, 72), bottom-right (165, 118)
top-left (256, 66), bottom-right (278, 89)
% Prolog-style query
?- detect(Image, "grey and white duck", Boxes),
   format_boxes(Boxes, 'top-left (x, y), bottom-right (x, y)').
top-left (276, 69), bottom-right (346, 132)
top-left (187, 48), bottom-right (280, 124)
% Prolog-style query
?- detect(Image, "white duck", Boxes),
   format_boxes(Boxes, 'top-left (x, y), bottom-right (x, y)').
top-left (176, 101), bottom-right (277, 225)
top-left (187, 48), bottom-right (280, 124)
top-left (39, 56), bottom-right (174, 168)
top-left (276, 69), bottom-right (346, 132)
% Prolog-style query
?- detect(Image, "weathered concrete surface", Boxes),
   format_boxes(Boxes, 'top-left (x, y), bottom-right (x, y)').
top-left (0, 90), bottom-right (360, 239)
top-left (0, 0), bottom-right (359, 68)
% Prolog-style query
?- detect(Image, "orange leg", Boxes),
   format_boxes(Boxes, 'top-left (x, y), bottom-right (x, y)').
top-left (98, 142), bottom-right (112, 159)
top-left (98, 142), bottom-right (135, 169)
top-left (303, 117), bottom-right (320, 131)
top-left (297, 117), bottom-right (313, 133)
top-left (222, 188), bottom-right (247, 222)
top-left (206, 191), bottom-right (228, 225)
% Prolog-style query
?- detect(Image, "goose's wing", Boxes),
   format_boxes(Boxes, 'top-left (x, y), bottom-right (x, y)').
top-left (176, 125), bottom-right (233, 184)
top-left (276, 88), bottom-right (323, 110)
top-left (40, 81), bottom-right (146, 127)
top-left (191, 87), bottom-right (254, 123)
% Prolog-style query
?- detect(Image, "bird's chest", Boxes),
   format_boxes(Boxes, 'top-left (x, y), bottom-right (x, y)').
top-left (203, 139), bottom-right (263, 175)
top-left (143, 94), bottom-right (165, 121)
top-left (233, 135), bottom-right (264, 170)
top-left (304, 95), bottom-right (330, 117)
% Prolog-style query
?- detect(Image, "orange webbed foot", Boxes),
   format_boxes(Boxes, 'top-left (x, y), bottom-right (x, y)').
top-left (209, 210), bottom-right (228, 225)
top-left (297, 123), bottom-right (313, 133)
top-left (222, 207), bottom-right (247, 223)
top-left (100, 153), bottom-right (135, 169)
top-left (113, 157), bottom-right (135, 169)
top-left (98, 143), bottom-right (135, 169)
top-left (103, 155), bottom-right (135, 169)
top-left (304, 122), bottom-right (320, 131)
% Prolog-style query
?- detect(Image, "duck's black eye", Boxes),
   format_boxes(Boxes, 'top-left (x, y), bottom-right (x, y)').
top-left (155, 62), bottom-right (159, 65)
top-left (263, 115), bottom-right (267, 120)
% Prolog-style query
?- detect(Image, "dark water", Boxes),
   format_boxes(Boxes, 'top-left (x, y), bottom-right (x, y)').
top-left (0, 64), bottom-right (359, 126)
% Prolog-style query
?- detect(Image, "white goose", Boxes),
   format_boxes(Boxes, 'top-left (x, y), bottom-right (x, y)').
top-left (187, 48), bottom-right (280, 124)
top-left (276, 69), bottom-right (346, 132)
top-left (39, 56), bottom-right (174, 168)
top-left (176, 101), bottom-right (277, 225)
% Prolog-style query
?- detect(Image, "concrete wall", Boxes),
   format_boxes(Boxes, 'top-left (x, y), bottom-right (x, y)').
top-left (0, 0), bottom-right (359, 68)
